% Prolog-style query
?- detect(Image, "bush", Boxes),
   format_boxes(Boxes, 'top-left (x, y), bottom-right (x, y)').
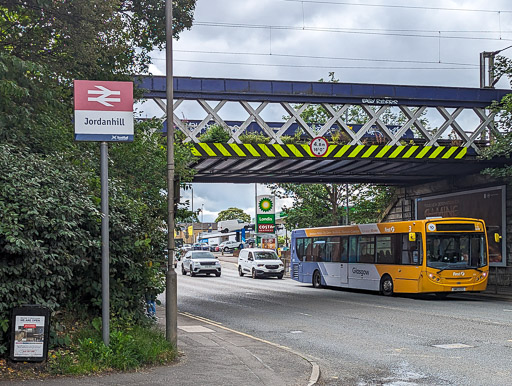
top-left (0, 145), bottom-right (99, 355)
top-left (239, 132), bottom-right (270, 144)
top-left (199, 124), bottom-right (231, 143)
top-left (0, 144), bottom-right (167, 356)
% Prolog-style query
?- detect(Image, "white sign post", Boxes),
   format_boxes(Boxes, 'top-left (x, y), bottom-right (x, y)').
top-left (74, 80), bottom-right (134, 346)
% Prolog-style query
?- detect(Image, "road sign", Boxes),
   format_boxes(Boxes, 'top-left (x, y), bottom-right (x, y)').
top-left (74, 80), bottom-right (133, 142)
top-left (310, 136), bottom-right (329, 157)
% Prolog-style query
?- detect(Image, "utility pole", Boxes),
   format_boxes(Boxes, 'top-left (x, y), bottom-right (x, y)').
top-left (480, 46), bottom-right (512, 88)
top-left (165, 0), bottom-right (177, 346)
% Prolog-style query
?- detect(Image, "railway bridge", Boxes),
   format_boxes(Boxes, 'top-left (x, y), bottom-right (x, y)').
top-left (137, 76), bottom-right (510, 185)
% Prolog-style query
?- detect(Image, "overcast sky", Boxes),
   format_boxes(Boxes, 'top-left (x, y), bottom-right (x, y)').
top-left (140, 0), bottom-right (512, 223)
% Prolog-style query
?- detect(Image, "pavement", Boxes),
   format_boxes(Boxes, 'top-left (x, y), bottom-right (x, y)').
top-left (1, 306), bottom-right (318, 386)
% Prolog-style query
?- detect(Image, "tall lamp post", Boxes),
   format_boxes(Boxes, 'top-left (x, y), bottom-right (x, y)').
top-left (165, 0), bottom-right (177, 345)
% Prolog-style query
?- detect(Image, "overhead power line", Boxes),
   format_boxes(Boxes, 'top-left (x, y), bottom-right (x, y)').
top-left (169, 58), bottom-right (477, 71)
top-left (193, 21), bottom-right (512, 42)
top-left (174, 49), bottom-right (479, 68)
top-left (280, 0), bottom-right (512, 14)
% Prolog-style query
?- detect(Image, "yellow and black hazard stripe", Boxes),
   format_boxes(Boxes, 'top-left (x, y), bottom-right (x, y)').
top-left (190, 143), bottom-right (468, 160)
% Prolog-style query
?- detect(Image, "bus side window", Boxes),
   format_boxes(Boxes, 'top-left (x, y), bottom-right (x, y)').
top-left (296, 238), bottom-right (304, 261)
top-left (349, 236), bottom-right (357, 263)
top-left (340, 237), bottom-right (348, 263)
top-left (304, 238), bottom-right (313, 261)
top-left (358, 236), bottom-right (375, 263)
top-left (327, 237), bottom-right (340, 262)
top-left (401, 233), bottom-right (422, 265)
top-left (376, 235), bottom-right (396, 264)
top-left (313, 237), bottom-right (326, 262)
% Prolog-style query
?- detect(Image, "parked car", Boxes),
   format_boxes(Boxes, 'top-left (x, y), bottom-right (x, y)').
top-left (181, 250), bottom-right (221, 277)
top-left (209, 243), bottom-right (219, 252)
top-left (181, 244), bottom-right (192, 252)
top-left (192, 242), bottom-right (209, 250)
top-left (238, 248), bottom-right (284, 279)
top-left (219, 240), bottom-right (243, 252)
top-left (218, 219), bottom-right (249, 233)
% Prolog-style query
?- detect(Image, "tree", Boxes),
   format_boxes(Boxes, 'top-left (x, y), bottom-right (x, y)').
top-left (215, 208), bottom-right (251, 223)
top-left (480, 55), bottom-right (512, 178)
top-left (269, 183), bottom-right (395, 229)
top-left (0, 0), bottom-right (199, 356)
top-left (0, 0), bottom-right (196, 80)
top-left (269, 183), bottom-right (349, 228)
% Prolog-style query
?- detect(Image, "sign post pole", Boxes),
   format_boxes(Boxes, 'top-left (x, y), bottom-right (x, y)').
top-left (74, 79), bottom-right (133, 346)
top-left (100, 142), bottom-right (110, 346)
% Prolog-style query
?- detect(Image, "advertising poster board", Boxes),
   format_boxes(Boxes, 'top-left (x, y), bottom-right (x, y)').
top-left (10, 306), bottom-right (50, 362)
top-left (415, 186), bottom-right (506, 266)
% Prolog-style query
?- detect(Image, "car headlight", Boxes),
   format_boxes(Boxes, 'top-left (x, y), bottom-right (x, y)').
top-left (257, 264), bottom-right (264, 267)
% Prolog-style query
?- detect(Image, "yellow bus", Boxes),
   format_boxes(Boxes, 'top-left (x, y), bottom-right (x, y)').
top-left (290, 217), bottom-right (489, 297)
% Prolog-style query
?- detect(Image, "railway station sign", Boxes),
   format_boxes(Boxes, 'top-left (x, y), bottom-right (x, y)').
top-left (74, 80), bottom-right (133, 142)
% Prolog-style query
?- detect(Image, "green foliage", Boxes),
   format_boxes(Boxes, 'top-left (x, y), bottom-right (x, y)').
top-left (0, 145), bottom-right (98, 354)
top-left (480, 90), bottom-right (512, 179)
top-left (0, 53), bottom-right (72, 153)
top-left (48, 321), bottom-right (176, 375)
top-left (270, 184), bottom-right (347, 228)
top-left (349, 185), bottom-right (396, 224)
top-left (215, 208), bottom-right (251, 223)
top-left (0, 0), bottom-right (198, 361)
top-left (239, 131), bottom-right (271, 144)
top-left (1, 0), bottom-right (196, 79)
top-left (269, 183), bottom-right (395, 229)
top-left (199, 124), bottom-right (231, 143)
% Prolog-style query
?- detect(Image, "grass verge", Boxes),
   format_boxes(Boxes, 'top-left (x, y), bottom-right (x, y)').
top-left (0, 317), bottom-right (177, 379)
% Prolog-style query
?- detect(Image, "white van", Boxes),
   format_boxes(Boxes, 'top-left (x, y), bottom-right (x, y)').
top-left (218, 219), bottom-right (249, 233)
top-left (238, 248), bottom-right (284, 279)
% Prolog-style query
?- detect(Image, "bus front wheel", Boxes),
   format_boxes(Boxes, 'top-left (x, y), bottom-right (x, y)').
top-left (312, 270), bottom-right (322, 289)
top-left (380, 275), bottom-right (393, 296)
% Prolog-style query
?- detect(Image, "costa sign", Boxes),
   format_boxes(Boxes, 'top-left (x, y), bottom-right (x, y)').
top-left (258, 224), bottom-right (275, 233)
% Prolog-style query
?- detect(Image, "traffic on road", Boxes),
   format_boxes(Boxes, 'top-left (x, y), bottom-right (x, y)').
top-left (168, 254), bottom-right (512, 385)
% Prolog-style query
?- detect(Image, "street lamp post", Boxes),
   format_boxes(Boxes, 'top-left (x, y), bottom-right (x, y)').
top-left (165, 0), bottom-right (177, 346)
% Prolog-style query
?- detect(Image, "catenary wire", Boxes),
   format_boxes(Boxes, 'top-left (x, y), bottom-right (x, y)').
top-left (280, 0), bottom-right (512, 14)
top-left (173, 49), bottom-right (479, 67)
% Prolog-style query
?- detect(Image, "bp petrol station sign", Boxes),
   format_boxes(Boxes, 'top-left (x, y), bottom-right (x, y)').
top-left (256, 195), bottom-right (275, 233)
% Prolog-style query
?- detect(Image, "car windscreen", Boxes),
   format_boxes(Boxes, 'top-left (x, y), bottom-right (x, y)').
top-left (253, 252), bottom-right (278, 260)
top-left (191, 252), bottom-right (215, 259)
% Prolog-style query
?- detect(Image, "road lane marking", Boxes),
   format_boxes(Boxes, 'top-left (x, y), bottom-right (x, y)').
top-left (433, 343), bottom-right (473, 349)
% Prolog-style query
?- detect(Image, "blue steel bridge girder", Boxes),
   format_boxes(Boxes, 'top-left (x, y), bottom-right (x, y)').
top-left (137, 75), bottom-right (511, 155)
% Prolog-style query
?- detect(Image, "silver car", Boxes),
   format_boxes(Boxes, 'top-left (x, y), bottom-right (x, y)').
top-left (181, 250), bottom-right (221, 277)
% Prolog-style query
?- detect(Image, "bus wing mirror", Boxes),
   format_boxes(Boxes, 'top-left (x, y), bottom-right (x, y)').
top-left (494, 233), bottom-right (502, 243)
top-left (409, 232), bottom-right (416, 242)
